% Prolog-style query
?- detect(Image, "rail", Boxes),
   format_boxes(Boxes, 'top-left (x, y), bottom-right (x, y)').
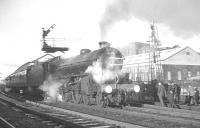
top-left (0, 116), bottom-right (15, 128)
top-left (0, 95), bottom-right (85, 128)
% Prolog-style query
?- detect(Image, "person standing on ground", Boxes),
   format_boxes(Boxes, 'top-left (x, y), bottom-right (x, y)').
top-left (194, 88), bottom-right (199, 106)
top-left (175, 84), bottom-right (181, 104)
top-left (167, 82), bottom-right (175, 108)
top-left (188, 85), bottom-right (195, 106)
top-left (157, 82), bottom-right (167, 107)
top-left (174, 84), bottom-right (180, 104)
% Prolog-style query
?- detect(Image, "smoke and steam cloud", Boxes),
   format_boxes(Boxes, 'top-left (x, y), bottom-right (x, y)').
top-left (85, 59), bottom-right (117, 84)
top-left (39, 75), bottom-right (63, 102)
top-left (85, 48), bottom-right (122, 84)
top-left (100, 0), bottom-right (200, 39)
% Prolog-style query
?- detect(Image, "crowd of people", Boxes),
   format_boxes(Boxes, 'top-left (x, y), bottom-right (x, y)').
top-left (187, 85), bottom-right (199, 106)
top-left (156, 81), bottom-right (199, 108)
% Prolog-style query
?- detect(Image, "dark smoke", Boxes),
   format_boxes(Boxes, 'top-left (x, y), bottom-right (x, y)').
top-left (100, 0), bottom-right (200, 39)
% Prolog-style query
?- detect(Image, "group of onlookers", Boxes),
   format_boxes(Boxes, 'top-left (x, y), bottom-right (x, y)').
top-left (186, 85), bottom-right (199, 106)
top-left (156, 81), bottom-right (199, 108)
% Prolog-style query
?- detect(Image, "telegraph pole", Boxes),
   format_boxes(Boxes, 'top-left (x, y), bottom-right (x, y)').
top-left (148, 23), bottom-right (163, 81)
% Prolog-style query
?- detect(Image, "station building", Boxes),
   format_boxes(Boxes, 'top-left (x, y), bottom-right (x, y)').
top-left (122, 46), bottom-right (200, 90)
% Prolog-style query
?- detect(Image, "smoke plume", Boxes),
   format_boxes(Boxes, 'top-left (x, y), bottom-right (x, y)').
top-left (85, 48), bottom-right (122, 84)
top-left (39, 75), bottom-right (63, 102)
top-left (85, 59), bottom-right (117, 84)
top-left (100, 0), bottom-right (200, 39)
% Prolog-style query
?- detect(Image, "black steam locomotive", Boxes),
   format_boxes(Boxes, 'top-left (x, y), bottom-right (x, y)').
top-left (4, 43), bottom-right (155, 107)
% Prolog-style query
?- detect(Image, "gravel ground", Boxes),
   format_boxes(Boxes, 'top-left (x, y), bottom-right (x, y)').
top-left (154, 101), bottom-right (200, 111)
top-left (41, 101), bottom-right (200, 128)
top-left (3, 92), bottom-right (200, 128)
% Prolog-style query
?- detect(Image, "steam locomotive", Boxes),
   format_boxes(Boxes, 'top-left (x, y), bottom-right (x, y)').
top-left (4, 42), bottom-right (155, 107)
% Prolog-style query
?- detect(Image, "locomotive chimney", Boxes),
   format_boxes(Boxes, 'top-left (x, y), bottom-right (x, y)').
top-left (99, 41), bottom-right (110, 48)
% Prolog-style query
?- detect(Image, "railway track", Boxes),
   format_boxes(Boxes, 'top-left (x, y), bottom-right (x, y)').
top-left (124, 104), bottom-right (200, 121)
top-left (0, 116), bottom-right (15, 128)
top-left (0, 92), bottom-right (145, 128)
top-left (0, 96), bottom-right (85, 128)
top-left (37, 100), bottom-right (200, 128)
top-left (2, 91), bottom-right (200, 128)
top-left (26, 100), bottom-right (146, 128)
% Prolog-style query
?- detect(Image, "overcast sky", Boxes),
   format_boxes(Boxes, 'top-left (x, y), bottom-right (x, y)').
top-left (0, 0), bottom-right (200, 78)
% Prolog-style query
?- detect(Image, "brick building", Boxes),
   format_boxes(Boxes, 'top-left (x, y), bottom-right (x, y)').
top-left (122, 46), bottom-right (200, 88)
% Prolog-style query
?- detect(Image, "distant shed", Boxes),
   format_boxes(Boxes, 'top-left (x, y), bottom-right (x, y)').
top-left (122, 46), bottom-right (200, 88)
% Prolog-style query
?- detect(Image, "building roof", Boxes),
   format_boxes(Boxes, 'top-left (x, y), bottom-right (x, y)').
top-left (123, 46), bottom-right (200, 66)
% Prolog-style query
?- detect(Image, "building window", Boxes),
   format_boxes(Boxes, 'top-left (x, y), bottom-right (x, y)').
top-left (197, 72), bottom-right (200, 76)
top-left (188, 71), bottom-right (191, 78)
top-left (178, 71), bottom-right (181, 80)
top-left (186, 52), bottom-right (190, 55)
top-left (167, 71), bottom-right (171, 80)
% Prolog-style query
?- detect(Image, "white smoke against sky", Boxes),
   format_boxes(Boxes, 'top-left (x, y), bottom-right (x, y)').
top-left (100, 0), bottom-right (200, 39)
top-left (39, 75), bottom-right (63, 102)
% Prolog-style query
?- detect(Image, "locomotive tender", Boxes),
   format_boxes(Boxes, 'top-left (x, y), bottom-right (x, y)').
top-left (4, 42), bottom-right (152, 107)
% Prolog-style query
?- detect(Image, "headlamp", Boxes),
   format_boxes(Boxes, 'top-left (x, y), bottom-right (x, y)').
top-left (105, 85), bottom-right (112, 93)
top-left (134, 85), bottom-right (140, 93)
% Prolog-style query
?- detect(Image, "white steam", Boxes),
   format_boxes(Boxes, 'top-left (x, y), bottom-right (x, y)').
top-left (39, 75), bottom-right (63, 102)
top-left (85, 58), bottom-right (118, 84)
top-left (4, 88), bottom-right (11, 92)
top-left (100, 0), bottom-right (200, 39)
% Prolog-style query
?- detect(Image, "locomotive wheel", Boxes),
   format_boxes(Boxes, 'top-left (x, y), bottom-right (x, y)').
top-left (101, 98), bottom-right (109, 108)
top-left (64, 92), bottom-right (73, 102)
top-left (82, 94), bottom-right (90, 105)
top-left (74, 92), bottom-right (81, 104)
top-left (95, 94), bottom-right (101, 106)
top-left (96, 93), bottom-right (105, 107)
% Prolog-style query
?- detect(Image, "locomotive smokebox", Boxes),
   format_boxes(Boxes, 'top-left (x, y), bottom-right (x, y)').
top-left (99, 47), bottom-right (123, 72)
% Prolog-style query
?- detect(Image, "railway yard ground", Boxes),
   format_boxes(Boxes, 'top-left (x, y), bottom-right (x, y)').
top-left (152, 101), bottom-right (200, 111)
top-left (0, 92), bottom-right (200, 128)
top-left (0, 99), bottom-right (50, 128)
top-left (38, 101), bottom-right (200, 128)
top-left (0, 92), bottom-right (144, 128)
